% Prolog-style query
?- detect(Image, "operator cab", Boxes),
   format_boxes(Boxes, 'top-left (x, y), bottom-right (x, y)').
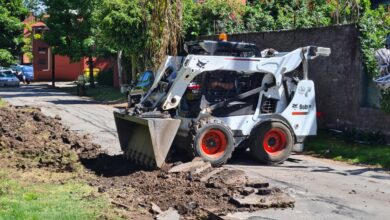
top-left (184, 40), bottom-right (261, 57)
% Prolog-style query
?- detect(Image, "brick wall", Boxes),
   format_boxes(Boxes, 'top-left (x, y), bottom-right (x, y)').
top-left (200, 24), bottom-right (390, 139)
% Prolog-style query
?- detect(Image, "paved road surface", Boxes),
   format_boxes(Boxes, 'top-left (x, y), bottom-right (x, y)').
top-left (1, 84), bottom-right (389, 220)
top-left (228, 154), bottom-right (390, 220)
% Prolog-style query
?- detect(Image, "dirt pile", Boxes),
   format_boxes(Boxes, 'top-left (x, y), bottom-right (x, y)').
top-left (0, 105), bottom-right (100, 171)
top-left (0, 105), bottom-right (295, 218)
top-left (85, 156), bottom-right (295, 218)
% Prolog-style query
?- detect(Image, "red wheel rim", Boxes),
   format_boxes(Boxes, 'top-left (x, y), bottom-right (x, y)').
top-left (262, 128), bottom-right (287, 155)
top-left (200, 129), bottom-right (227, 158)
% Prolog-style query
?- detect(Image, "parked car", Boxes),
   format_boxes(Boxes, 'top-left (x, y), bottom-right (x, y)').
top-left (10, 65), bottom-right (34, 84)
top-left (0, 70), bottom-right (20, 87)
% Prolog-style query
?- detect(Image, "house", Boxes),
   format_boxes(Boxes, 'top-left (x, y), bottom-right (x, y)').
top-left (22, 16), bottom-right (117, 83)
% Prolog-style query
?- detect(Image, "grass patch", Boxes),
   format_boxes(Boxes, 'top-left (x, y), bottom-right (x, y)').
top-left (0, 170), bottom-right (122, 220)
top-left (60, 84), bottom-right (125, 103)
top-left (0, 98), bottom-right (6, 108)
top-left (306, 130), bottom-right (390, 169)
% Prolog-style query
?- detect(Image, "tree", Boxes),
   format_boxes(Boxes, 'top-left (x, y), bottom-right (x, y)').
top-left (23, 0), bottom-right (44, 16)
top-left (244, 2), bottom-right (275, 32)
top-left (43, 0), bottom-right (100, 87)
top-left (196, 0), bottom-right (246, 35)
top-left (97, 0), bottom-right (145, 82)
top-left (97, 0), bottom-right (184, 80)
top-left (0, 0), bottom-right (28, 66)
top-left (145, 0), bottom-right (183, 69)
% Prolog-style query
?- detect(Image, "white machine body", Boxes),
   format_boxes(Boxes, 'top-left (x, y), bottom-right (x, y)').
top-left (145, 46), bottom-right (329, 144)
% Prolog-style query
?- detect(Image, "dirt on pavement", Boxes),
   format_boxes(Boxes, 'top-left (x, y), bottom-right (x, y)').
top-left (0, 105), bottom-right (294, 219)
top-left (0, 105), bottom-right (100, 171)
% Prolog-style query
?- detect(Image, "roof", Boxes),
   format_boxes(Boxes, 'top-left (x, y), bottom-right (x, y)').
top-left (31, 21), bottom-right (46, 28)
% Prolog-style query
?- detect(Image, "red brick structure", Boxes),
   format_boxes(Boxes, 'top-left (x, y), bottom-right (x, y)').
top-left (26, 20), bottom-right (116, 82)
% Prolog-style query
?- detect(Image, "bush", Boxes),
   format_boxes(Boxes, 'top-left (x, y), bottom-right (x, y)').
top-left (358, 5), bottom-right (390, 112)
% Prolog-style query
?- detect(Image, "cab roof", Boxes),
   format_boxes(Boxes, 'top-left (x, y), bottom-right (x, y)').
top-left (184, 40), bottom-right (260, 57)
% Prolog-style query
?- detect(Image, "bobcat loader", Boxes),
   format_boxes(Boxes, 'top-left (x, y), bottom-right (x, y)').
top-left (114, 40), bottom-right (331, 168)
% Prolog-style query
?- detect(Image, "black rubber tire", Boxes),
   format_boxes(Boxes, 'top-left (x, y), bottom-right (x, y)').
top-left (250, 121), bottom-right (293, 165)
top-left (190, 117), bottom-right (235, 167)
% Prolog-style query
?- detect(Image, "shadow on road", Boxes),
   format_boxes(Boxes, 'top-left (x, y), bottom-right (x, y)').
top-left (48, 99), bottom-right (101, 105)
top-left (227, 149), bottom-right (306, 167)
top-left (80, 154), bottom-right (145, 177)
top-left (0, 84), bottom-right (73, 99)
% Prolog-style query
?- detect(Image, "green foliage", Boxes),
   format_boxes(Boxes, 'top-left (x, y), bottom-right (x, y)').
top-left (306, 130), bottom-right (390, 168)
top-left (97, 0), bottom-right (184, 76)
top-left (193, 0), bottom-right (246, 35)
top-left (244, 3), bottom-right (275, 32)
top-left (43, 0), bottom-right (100, 61)
top-left (184, 0), bottom-right (339, 36)
top-left (22, 24), bottom-right (33, 62)
top-left (0, 98), bottom-right (6, 108)
top-left (97, 0), bottom-right (144, 55)
top-left (359, 6), bottom-right (389, 78)
top-left (0, 50), bottom-right (16, 67)
top-left (358, 4), bottom-right (389, 112)
top-left (0, 0), bottom-right (28, 66)
top-left (381, 89), bottom-right (390, 113)
top-left (182, 0), bottom-right (200, 38)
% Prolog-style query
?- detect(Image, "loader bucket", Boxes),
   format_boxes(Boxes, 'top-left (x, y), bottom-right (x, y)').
top-left (114, 111), bottom-right (181, 168)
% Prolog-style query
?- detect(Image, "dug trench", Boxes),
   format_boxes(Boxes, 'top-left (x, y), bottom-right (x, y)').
top-left (0, 105), bottom-right (295, 219)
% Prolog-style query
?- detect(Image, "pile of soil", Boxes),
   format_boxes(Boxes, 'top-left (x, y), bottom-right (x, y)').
top-left (0, 105), bottom-right (100, 171)
top-left (0, 105), bottom-right (294, 219)
top-left (84, 156), bottom-right (294, 218)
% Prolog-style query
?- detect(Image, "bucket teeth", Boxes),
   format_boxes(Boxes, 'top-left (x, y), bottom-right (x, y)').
top-left (114, 111), bottom-right (181, 169)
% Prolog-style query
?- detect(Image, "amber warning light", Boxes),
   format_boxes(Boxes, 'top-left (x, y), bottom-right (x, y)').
top-left (219, 32), bottom-right (227, 41)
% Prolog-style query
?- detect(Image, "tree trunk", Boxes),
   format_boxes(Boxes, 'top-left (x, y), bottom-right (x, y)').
top-left (131, 54), bottom-right (137, 83)
top-left (88, 56), bottom-right (95, 88)
top-left (51, 49), bottom-right (55, 87)
top-left (117, 50), bottom-right (123, 86)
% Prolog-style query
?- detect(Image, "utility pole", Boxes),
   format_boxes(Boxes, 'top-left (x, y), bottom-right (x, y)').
top-left (51, 49), bottom-right (55, 87)
top-left (88, 55), bottom-right (95, 88)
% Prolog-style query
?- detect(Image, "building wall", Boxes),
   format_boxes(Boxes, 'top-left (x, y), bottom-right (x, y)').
top-left (200, 24), bottom-right (390, 138)
top-left (54, 56), bottom-right (84, 81)
top-left (32, 38), bottom-right (51, 80)
top-left (32, 35), bottom-right (115, 82)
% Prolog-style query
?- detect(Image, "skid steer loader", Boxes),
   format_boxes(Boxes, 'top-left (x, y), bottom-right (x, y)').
top-left (114, 40), bottom-right (331, 168)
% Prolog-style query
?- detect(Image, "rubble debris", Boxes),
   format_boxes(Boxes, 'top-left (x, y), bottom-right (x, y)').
top-left (230, 191), bottom-right (295, 208)
top-left (239, 187), bottom-right (255, 196)
top-left (156, 207), bottom-right (180, 220)
top-left (246, 180), bottom-right (270, 189)
top-left (200, 168), bottom-right (224, 182)
top-left (151, 202), bottom-right (162, 214)
top-left (207, 169), bottom-right (248, 188)
top-left (168, 158), bottom-right (211, 173)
